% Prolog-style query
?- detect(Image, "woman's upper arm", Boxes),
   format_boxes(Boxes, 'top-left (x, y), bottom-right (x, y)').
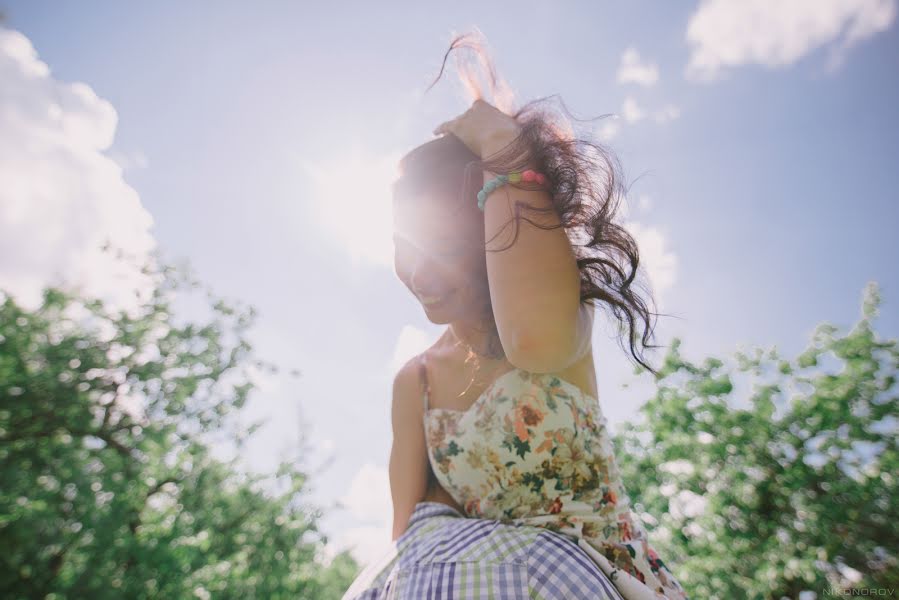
top-left (388, 358), bottom-right (429, 540)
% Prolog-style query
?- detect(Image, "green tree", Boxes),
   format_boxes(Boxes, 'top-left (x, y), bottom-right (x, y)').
top-left (0, 262), bottom-right (358, 599)
top-left (615, 282), bottom-right (898, 599)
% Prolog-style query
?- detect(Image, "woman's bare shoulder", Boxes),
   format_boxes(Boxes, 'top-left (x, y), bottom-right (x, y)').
top-left (394, 354), bottom-right (424, 402)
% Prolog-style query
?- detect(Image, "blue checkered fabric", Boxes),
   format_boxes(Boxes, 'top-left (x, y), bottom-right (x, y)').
top-left (342, 502), bottom-right (626, 600)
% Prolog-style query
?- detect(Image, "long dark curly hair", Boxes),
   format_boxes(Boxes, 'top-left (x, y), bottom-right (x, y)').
top-left (393, 30), bottom-right (667, 378)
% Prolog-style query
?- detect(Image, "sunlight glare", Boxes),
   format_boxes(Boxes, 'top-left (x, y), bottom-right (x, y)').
top-left (300, 140), bottom-right (403, 268)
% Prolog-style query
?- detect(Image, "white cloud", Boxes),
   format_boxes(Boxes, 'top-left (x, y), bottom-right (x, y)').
top-left (685, 0), bottom-right (898, 81)
top-left (377, 324), bottom-right (434, 416)
top-left (598, 194), bottom-right (678, 312)
top-left (621, 219), bottom-right (678, 309)
top-left (0, 26), bottom-right (156, 314)
top-left (339, 462), bottom-right (392, 523)
top-left (328, 523), bottom-right (392, 566)
top-left (596, 101), bottom-right (679, 141)
top-left (637, 194), bottom-right (653, 213)
top-left (596, 116), bottom-right (622, 142)
top-left (299, 143), bottom-right (403, 269)
top-left (621, 96), bottom-right (645, 123)
top-left (388, 324), bottom-right (431, 376)
top-left (617, 47), bottom-right (660, 87)
top-left (329, 462), bottom-right (393, 564)
top-left (108, 149), bottom-right (149, 171)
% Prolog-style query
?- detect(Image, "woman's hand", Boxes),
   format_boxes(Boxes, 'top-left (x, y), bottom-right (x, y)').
top-left (433, 99), bottom-right (522, 159)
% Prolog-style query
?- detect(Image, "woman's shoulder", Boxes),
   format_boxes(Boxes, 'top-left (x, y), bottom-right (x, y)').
top-left (395, 353), bottom-right (426, 392)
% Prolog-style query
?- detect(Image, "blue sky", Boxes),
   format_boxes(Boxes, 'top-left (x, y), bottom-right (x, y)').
top-left (2, 0), bottom-right (897, 564)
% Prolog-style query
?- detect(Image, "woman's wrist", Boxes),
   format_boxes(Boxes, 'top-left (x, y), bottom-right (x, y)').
top-left (479, 167), bottom-right (546, 211)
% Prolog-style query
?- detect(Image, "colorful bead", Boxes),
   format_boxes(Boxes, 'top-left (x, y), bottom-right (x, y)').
top-left (478, 169), bottom-right (548, 211)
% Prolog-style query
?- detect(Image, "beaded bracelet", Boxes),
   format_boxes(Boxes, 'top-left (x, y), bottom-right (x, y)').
top-left (477, 169), bottom-right (548, 211)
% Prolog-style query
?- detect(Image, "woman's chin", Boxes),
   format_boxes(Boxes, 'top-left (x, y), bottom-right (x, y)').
top-left (423, 302), bottom-right (454, 321)
top-left (420, 289), bottom-right (456, 314)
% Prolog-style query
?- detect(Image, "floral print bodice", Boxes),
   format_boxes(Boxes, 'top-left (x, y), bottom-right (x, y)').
top-left (419, 356), bottom-right (689, 600)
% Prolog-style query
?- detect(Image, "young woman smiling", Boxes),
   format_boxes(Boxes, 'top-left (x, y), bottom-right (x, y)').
top-left (387, 33), bottom-right (688, 600)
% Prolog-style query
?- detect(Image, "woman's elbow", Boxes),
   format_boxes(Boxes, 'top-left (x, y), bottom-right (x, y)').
top-left (506, 332), bottom-right (578, 373)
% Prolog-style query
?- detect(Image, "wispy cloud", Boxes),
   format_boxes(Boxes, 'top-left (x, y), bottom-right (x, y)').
top-left (617, 46), bottom-right (660, 87)
top-left (624, 220), bottom-right (679, 309)
top-left (0, 26), bottom-right (156, 313)
top-left (622, 96), bottom-right (646, 123)
top-left (595, 99), bottom-right (679, 142)
top-left (685, 0), bottom-right (898, 81)
top-left (108, 149), bottom-right (149, 171)
top-left (597, 116), bottom-right (623, 142)
top-left (388, 324), bottom-right (432, 376)
top-left (328, 462), bottom-right (392, 564)
top-left (619, 194), bottom-right (678, 309)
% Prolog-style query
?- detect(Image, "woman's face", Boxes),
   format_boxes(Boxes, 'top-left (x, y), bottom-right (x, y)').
top-left (392, 192), bottom-right (486, 323)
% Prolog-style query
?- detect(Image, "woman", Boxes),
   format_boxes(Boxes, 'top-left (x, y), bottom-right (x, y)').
top-left (389, 35), bottom-right (689, 600)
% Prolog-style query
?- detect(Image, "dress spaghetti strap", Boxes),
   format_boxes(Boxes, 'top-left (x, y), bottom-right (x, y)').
top-left (418, 353), bottom-right (430, 413)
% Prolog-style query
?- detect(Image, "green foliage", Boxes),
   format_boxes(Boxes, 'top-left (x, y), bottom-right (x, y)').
top-left (0, 263), bottom-right (357, 599)
top-left (616, 282), bottom-right (898, 599)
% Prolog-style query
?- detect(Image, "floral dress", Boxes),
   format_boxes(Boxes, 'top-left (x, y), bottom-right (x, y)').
top-left (419, 355), bottom-right (689, 600)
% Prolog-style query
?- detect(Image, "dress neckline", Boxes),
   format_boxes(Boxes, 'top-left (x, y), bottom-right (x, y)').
top-left (423, 366), bottom-right (598, 419)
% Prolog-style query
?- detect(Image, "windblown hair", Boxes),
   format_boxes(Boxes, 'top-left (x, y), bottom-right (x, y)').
top-left (394, 30), bottom-right (667, 378)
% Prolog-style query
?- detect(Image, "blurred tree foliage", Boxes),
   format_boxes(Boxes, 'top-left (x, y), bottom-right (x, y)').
top-left (615, 282), bottom-right (898, 599)
top-left (0, 262), bottom-right (358, 599)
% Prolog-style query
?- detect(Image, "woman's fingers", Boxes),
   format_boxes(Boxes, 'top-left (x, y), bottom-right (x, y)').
top-left (434, 99), bottom-right (497, 136)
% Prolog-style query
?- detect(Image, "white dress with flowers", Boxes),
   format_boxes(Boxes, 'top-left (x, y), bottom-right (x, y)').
top-left (419, 356), bottom-right (689, 600)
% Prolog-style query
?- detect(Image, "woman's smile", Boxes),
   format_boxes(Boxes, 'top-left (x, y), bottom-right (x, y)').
top-left (420, 289), bottom-right (456, 309)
